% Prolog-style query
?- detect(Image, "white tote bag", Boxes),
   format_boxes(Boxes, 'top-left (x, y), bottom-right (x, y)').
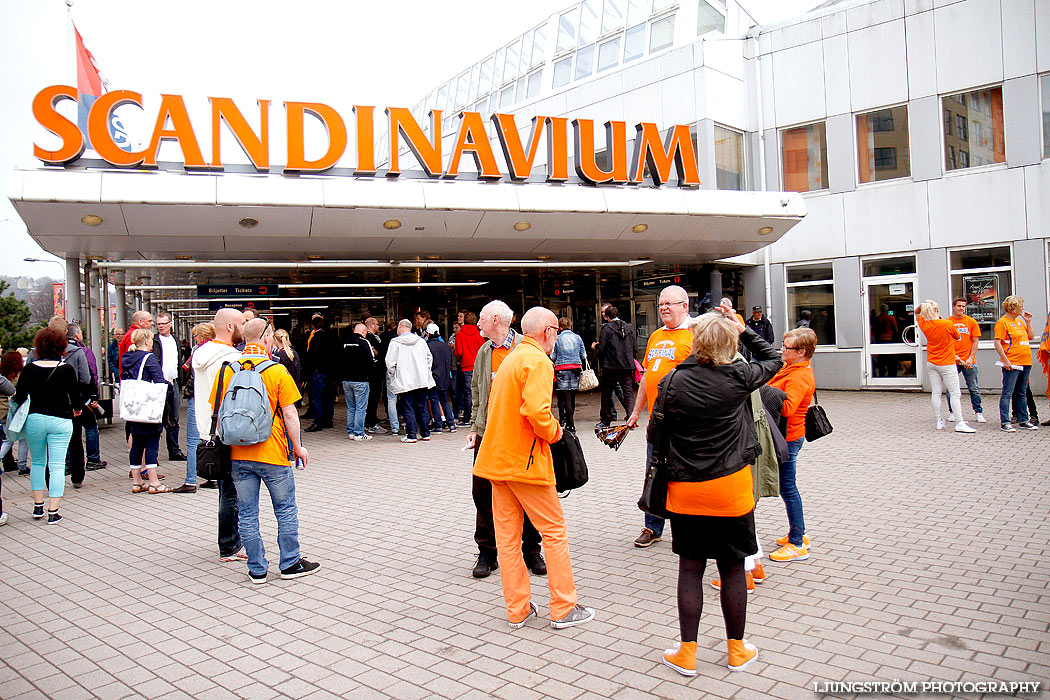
top-left (578, 357), bottom-right (599, 392)
top-left (119, 357), bottom-right (167, 424)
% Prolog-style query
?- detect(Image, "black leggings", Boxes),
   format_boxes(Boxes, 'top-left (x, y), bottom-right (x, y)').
top-left (555, 390), bottom-right (577, 428)
top-left (677, 556), bottom-right (747, 642)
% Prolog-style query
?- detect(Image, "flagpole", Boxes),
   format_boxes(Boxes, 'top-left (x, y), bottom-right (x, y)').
top-left (66, 0), bottom-right (74, 87)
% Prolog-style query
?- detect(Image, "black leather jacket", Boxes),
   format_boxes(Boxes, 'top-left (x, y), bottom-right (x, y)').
top-left (658, 328), bottom-right (783, 483)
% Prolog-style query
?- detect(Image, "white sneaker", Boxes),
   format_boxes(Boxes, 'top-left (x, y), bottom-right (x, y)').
top-left (954, 421), bottom-right (976, 433)
top-left (936, 418), bottom-right (945, 430)
top-left (0, 512), bottom-right (8, 526)
top-left (352, 434), bottom-right (373, 442)
top-left (946, 413), bottom-right (956, 422)
top-left (975, 413), bottom-right (986, 423)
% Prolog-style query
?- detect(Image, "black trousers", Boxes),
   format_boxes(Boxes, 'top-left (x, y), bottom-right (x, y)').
top-left (218, 478), bottom-right (241, 557)
top-left (365, 373), bottom-right (384, 427)
top-left (471, 433), bottom-right (541, 562)
top-left (599, 369), bottom-right (635, 424)
top-left (65, 411), bottom-right (89, 485)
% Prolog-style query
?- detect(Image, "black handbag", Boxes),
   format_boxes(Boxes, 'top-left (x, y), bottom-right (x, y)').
top-left (551, 429), bottom-right (588, 494)
top-left (804, 391), bottom-right (833, 442)
top-left (195, 362), bottom-right (232, 481)
top-left (638, 368), bottom-right (678, 518)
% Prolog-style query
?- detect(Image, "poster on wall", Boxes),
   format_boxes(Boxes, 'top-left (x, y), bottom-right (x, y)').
top-left (963, 274), bottom-right (998, 324)
top-left (52, 282), bottom-right (65, 318)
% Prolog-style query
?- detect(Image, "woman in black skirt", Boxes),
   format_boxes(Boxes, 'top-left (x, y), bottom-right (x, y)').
top-left (653, 301), bottom-right (781, 676)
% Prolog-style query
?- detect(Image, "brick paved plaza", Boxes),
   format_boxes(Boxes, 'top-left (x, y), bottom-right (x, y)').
top-left (0, 390), bottom-right (1047, 700)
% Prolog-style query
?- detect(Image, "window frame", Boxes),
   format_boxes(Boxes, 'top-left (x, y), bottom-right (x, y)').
top-left (1040, 73), bottom-right (1050, 161)
top-left (713, 123), bottom-right (746, 191)
top-left (779, 120), bottom-right (830, 194)
top-left (939, 83), bottom-right (1007, 177)
top-left (783, 260), bottom-right (837, 347)
top-left (947, 244), bottom-right (1014, 343)
top-left (854, 102), bottom-right (912, 187)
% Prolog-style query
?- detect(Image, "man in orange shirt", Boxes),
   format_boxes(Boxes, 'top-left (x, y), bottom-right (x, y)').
top-left (950, 297), bottom-right (984, 423)
top-left (211, 318), bottom-right (318, 584)
top-left (474, 306), bottom-right (593, 630)
top-left (626, 285), bottom-right (696, 548)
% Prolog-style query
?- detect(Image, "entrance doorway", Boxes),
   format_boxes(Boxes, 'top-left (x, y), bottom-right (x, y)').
top-left (862, 278), bottom-right (920, 387)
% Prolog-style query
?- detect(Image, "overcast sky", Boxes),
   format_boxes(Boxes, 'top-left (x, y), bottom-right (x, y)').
top-left (0, 0), bottom-right (820, 278)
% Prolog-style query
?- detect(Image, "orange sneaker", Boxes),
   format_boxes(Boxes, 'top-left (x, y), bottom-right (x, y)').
top-left (750, 563), bottom-right (766, 583)
top-left (727, 639), bottom-right (758, 672)
top-left (711, 571), bottom-right (755, 593)
top-left (662, 641), bottom-right (697, 677)
top-left (769, 542), bottom-right (809, 562)
top-left (775, 534), bottom-right (811, 547)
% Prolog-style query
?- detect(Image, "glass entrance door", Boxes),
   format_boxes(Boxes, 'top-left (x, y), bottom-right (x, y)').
top-left (862, 278), bottom-right (920, 387)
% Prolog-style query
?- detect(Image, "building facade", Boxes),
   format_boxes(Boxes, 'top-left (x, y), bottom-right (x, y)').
top-left (405, 0), bottom-right (1049, 391)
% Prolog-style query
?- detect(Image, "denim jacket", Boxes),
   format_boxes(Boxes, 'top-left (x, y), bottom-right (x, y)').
top-left (550, 330), bottom-right (586, 368)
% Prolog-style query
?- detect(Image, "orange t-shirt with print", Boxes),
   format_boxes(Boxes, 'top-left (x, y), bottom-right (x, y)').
top-left (951, 315), bottom-right (981, 362)
top-left (917, 317), bottom-right (960, 367)
top-left (994, 316), bottom-right (1032, 366)
top-left (210, 350), bottom-right (302, 467)
top-left (642, 326), bottom-right (694, 417)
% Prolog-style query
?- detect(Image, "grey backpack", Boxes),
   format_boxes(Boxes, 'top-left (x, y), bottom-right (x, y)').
top-left (217, 359), bottom-right (279, 446)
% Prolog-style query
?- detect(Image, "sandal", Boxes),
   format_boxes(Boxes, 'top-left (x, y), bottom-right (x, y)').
top-left (148, 484), bottom-right (173, 494)
top-left (132, 484), bottom-right (146, 493)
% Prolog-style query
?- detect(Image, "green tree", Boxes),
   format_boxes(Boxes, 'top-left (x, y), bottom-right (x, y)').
top-left (0, 279), bottom-right (38, 350)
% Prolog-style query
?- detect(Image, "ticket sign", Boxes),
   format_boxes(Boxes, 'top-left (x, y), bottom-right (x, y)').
top-left (635, 274), bottom-right (683, 291)
top-left (197, 284), bottom-right (279, 297)
top-left (207, 300), bottom-right (272, 312)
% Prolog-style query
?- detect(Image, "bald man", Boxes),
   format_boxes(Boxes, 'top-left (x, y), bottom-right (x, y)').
top-left (188, 307), bottom-right (248, 560)
top-left (118, 310), bottom-right (154, 374)
top-left (474, 307), bottom-right (594, 630)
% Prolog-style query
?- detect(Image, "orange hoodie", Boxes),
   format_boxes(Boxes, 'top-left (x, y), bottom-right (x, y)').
top-left (767, 361), bottom-right (815, 442)
top-left (473, 336), bottom-right (562, 486)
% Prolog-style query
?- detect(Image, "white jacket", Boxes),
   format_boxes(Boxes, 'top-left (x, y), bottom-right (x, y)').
top-left (192, 340), bottom-right (242, 437)
top-left (385, 332), bottom-right (435, 394)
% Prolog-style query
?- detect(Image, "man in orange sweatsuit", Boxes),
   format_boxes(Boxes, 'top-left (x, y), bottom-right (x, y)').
top-left (473, 307), bottom-right (595, 630)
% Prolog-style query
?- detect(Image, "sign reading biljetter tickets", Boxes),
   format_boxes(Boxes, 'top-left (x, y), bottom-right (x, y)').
top-left (30, 86), bottom-right (701, 188)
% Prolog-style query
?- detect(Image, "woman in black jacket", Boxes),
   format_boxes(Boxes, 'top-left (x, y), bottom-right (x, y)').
top-left (122, 329), bottom-right (173, 494)
top-left (655, 303), bottom-right (781, 678)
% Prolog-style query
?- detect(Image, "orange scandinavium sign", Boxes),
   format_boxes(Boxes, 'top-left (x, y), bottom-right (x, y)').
top-left (32, 85), bottom-right (701, 187)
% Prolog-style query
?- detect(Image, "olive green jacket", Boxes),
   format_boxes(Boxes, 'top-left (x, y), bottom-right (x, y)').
top-left (469, 331), bottom-right (524, 436)
top-left (749, 387), bottom-right (780, 499)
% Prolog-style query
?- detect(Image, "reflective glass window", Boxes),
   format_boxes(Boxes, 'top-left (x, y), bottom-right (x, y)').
top-left (553, 56), bottom-right (573, 88)
top-left (626, 0), bottom-right (648, 25)
top-left (500, 86), bottom-right (514, 108)
top-left (558, 9), bottom-right (578, 52)
top-left (455, 72), bottom-right (469, 109)
top-left (527, 69), bottom-right (543, 99)
top-left (787, 284), bottom-right (836, 345)
top-left (649, 13), bottom-right (675, 52)
top-left (576, 44), bottom-right (595, 80)
top-left (521, 31), bottom-right (533, 71)
top-left (856, 105), bottom-right (910, 183)
top-left (781, 122), bottom-right (828, 193)
top-left (602, 0), bottom-right (626, 34)
top-left (436, 85), bottom-right (448, 114)
top-left (479, 57), bottom-right (494, 95)
top-left (598, 36), bottom-right (621, 72)
top-left (652, 0), bottom-right (675, 11)
top-left (942, 86), bottom-right (1004, 170)
top-left (697, 1), bottom-right (725, 35)
top-left (787, 262), bottom-right (833, 284)
top-left (579, 0), bottom-right (600, 46)
top-left (533, 24), bottom-right (548, 66)
top-left (515, 77), bottom-right (526, 103)
top-left (862, 256), bottom-right (915, 277)
top-left (505, 39), bottom-right (520, 83)
top-left (468, 64), bottom-right (480, 103)
top-left (488, 92), bottom-right (499, 112)
top-left (624, 23), bottom-right (645, 61)
top-left (493, 48), bottom-right (505, 86)
top-left (1042, 74), bottom-right (1050, 158)
top-left (714, 125), bottom-right (744, 190)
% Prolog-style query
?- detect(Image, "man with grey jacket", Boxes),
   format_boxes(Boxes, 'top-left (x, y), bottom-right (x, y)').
top-left (463, 300), bottom-right (545, 579)
top-left (385, 319), bottom-right (435, 443)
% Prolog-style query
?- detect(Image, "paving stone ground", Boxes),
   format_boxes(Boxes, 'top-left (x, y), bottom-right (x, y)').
top-left (0, 390), bottom-right (1047, 700)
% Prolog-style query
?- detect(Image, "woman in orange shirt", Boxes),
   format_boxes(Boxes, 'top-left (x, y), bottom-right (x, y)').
top-left (994, 295), bottom-right (1037, 431)
top-left (767, 327), bottom-right (817, 563)
top-left (917, 300), bottom-right (975, 433)
top-left (655, 302), bottom-right (781, 677)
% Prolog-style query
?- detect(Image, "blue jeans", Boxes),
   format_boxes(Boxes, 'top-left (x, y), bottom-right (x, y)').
top-left (185, 397), bottom-right (200, 485)
top-left (957, 365), bottom-right (982, 414)
top-left (455, 370), bottom-right (473, 418)
top-left (1000, 365), bottom-right (1032, 425)
top-left (400, 389), bottom-right (430, 439)
top-left (311, 372), bottom-right (333, 426)
top-left (780, 437), bottom-right (806, 546)
top-left (385, 376), bottom-right (400, 432)
top-left (85, 415), bottom-right (100, 462)
top-left (643, 441), bottom-right (664, 536)
top-left (24, 414), bottom-right (74, 498)
top-left (427, 388), bottom-right (454, 428)
top-left (342, 380), bottom-right (369, 436)
top-left (231, 459), bottom-right (301, 575)
top-left (165, 387), bottom-right (181, 455)
top-left (0, 437), bottom-right (28, 471)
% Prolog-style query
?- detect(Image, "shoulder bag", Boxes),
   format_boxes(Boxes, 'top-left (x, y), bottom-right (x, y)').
top-left (804, 391), bottom-right (833, 442)
top-left (196, 362), bottom-right (232, 481)
top-left (8, 361), bottom-right (66, 436)
top-left (119, 357), bottom-right (168, 424)
top-left (578, 355), bottom-right (599, 392)
top-left (551, 428), bottom-right (589, 495)
top-left (638, 368), bottom-right (678, 519)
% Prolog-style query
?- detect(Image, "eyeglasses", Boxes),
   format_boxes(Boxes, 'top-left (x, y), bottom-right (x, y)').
top-left (545, 325), bottom-right (559, 335)
top-left (783, 345), bottom-right (799, 350)
top-left (658, 300), bottom-right (687, 308)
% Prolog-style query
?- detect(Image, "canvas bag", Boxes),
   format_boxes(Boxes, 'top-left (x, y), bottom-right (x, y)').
top-left (217, 359), bottom-right (279, 446)
top-left (119, 357), bottom-right (167, 424)
top-left (578, 356), bottom-right (599, 391)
